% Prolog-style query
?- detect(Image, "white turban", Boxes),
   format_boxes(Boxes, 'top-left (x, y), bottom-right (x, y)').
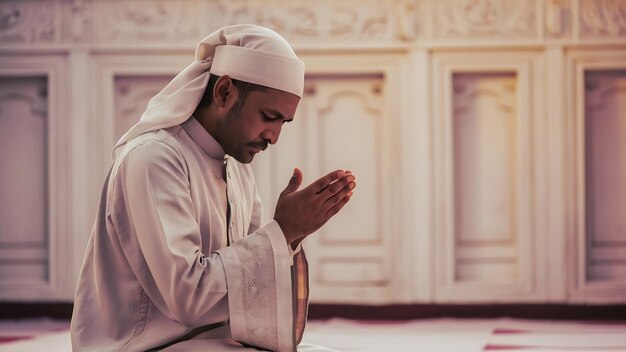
top-left (113, 24), bottom-right (305, 159)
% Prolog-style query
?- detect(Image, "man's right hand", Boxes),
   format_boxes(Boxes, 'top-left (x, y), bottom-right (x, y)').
top-left (273, 168), bottom-right (356, 246)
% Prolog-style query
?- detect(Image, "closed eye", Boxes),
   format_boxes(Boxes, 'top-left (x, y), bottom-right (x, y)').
top-left (261, 111), bottom-right (274, 121)
top-left (262, 111), bottom-right (292, 124)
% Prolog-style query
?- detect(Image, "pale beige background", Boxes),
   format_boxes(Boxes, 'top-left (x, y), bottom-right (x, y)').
top-left (0, 0), bottom-right (625, 305)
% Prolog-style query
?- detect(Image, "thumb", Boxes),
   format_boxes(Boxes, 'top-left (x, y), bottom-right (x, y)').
top-left (281, 168), bottom-right (303, 195)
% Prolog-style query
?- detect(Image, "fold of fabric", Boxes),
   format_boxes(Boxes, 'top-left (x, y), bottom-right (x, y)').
top-left (217, 221), bottom-right (309, 352)
top-left (113, 24), bottom-right (305, 160)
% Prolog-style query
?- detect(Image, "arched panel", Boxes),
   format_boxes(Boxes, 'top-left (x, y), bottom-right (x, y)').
top-left (584, 70), bottom-right (626, 283)
top-left (318, 91), bottom-right (381, 244)
top-left (0, 76), bottom-right (49, 285)
top-left (113, 75), bottom-right (174, 142)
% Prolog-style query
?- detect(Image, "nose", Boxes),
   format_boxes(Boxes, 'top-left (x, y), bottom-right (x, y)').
top-left (261, 124), bottom-right (282, 145)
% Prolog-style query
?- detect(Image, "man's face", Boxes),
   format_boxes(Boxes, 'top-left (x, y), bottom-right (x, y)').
top-left (218, 87), bottom-right (300, 164)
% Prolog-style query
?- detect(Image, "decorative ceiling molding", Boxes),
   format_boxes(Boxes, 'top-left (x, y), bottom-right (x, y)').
top-left (0, 0), bottom-right (624, 48)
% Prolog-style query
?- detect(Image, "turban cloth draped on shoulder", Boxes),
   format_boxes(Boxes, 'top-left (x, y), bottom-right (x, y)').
top-left (112, 24), bottom-right (305, 159)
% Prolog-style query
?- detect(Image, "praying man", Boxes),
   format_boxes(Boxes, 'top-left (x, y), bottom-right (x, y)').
top-left (70, 24), bottom-right (356, 351)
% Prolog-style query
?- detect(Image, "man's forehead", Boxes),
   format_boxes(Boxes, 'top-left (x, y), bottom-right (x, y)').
top-left (251, 89), bottom-right (300, 119)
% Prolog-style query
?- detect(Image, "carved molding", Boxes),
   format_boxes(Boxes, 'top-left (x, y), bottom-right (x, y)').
top-left (212, 0), bottom-right (393, 41)
top-left (545, 0), bottom-right (572, 38)
top-left (394, 0), bottom-right (423, 41)
top-left (432, 0), bottom-right (537, 39)
top-left (580, 0), bottom-right (626, 38)
top-left (0, 92), bottom-right (47, 119)
top-left (1, 0), bottom-right (625, 47)
top-left (453, 80), bottom-right (516, 114)
top-left (585, 72), bottom-right (626, 110)
top-left (93, 0), bottom-right (200, 43)
top-left (0, 1), bottom-right (55, 44)
top-left (61, 0), bottom-right (92, 43)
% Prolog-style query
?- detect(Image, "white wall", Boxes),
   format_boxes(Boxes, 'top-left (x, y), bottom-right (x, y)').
top-left (0, 0), bottom-right (625, 304)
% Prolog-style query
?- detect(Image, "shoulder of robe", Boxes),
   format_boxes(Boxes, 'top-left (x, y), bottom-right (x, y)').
top-left (117, 126), bottom-right (188, 178)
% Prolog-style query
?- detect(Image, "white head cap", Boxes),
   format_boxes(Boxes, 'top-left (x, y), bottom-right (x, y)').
top-left (113, 24), bottom-right (304, 159)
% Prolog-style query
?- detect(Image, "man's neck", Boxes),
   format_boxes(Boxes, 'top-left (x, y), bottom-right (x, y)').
top-left (193, 107), bottom-right (221, 145)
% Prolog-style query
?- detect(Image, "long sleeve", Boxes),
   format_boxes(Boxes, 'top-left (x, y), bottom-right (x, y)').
top-left (111, 140), bottom-right (230, 328)
top-left (72, 123), bottom-right (311, 351)
top-left (112, 137), bottom-right (307, 351)
top-left (216, 221), bottom-right (294, 351)
top-left (217, 165), bottom-right (309, 351)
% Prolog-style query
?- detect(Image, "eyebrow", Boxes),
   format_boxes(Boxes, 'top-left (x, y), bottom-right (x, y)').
top-left (264, 109), bottom-right (293, 122)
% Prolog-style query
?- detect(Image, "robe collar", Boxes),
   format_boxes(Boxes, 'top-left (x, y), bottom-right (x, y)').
top-left (182, 116), bottom-right (227, 161)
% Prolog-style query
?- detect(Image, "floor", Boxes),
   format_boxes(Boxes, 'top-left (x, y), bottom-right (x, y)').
top-left (1, 318), bottom-right (625, 351)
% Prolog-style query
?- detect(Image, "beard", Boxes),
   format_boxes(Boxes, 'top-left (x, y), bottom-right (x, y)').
top-left (221, 103), bottom-right (266, 164)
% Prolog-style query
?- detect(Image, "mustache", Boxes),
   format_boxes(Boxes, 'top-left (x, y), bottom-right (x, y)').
top-left (249, 141), bottom-right (268, 151)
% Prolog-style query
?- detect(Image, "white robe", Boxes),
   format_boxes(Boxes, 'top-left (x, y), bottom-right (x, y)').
top-left (71, 117), bottom-right (311, 351)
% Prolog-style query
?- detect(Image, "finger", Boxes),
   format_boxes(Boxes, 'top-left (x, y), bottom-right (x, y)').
top-left (320, 174), bottom-right (355, 199)
top-left (317, 174), bottom-right (355, 197)
top-left (324, 193), bottom-right (352, 218)
top-left (308, 170), bottom-right (345, 194)
top-left (323, 180), bottom-right (356, 207)
top-left (281, 168), bottom-right (303, 195)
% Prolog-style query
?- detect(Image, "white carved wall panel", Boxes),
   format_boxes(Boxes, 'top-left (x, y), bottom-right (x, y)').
top-left (0, 76), bottom-right (48, 287)
top-left (585, 70), bottom-right (626, 283)
top-left (214, 0), bottom-right (393, 41)
top-left (0, 1), bottom-right (56, 44)
top-left (0, 56), bottom-right (70, 300)
top-left (433, 52), bottom-right (547, 302)
top-left (254, 72), bottom-right (397, 304)
top-left (452, 72), bottom-right (519, 284)
top-left (579, 0), bottom-right (626, 38)
top-left (93, 0), bottom-right (200, 45)
top-left (568, 50), bottom-right (626, 303)
top-left (0, 0), bottom-right (625, 304)
top-left (432, 0), bottom-right (537, 40)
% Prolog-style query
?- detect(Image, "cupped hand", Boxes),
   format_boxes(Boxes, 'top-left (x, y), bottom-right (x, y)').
top-left (273, 168), bottom-right (356, 246)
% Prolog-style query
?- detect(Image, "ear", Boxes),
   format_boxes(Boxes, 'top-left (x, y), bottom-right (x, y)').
top-left (213, 75), bottom-right (239, 111)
